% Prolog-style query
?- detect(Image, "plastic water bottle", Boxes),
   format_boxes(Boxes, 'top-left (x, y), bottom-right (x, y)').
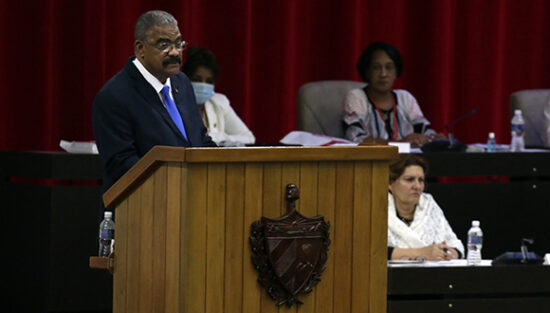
top-left (467, 220), bottom-right (483, 265)
top-left (98, 211), bottom-right (115, 257)
top-left (510, 109), bottom-right (525, 152)
top-left (486, 132), bottom-right (496, 152)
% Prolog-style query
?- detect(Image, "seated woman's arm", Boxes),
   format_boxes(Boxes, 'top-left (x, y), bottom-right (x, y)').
top-left (209, 94), bottom-right (255, 145)
top-left (401, 90), bottom-right (446, 145)
top-left (220, 102), bottom-right (255, 144)
top-left (343, 90), bottom-right (370, 143)
top-left (432, 201), bottom-right (465, 258)
top-left (390, 242), bottom-right (458, 261)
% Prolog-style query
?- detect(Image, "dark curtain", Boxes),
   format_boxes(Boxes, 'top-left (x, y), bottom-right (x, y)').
top-left (1, 0), bottom-right (549, 150)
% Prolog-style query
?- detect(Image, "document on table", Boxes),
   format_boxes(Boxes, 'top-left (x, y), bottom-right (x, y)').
top-left (279, 131), bottom-right (357, 146)
top-left (59, 140), bottom-right (98, 154)
top-left (388, 259), bottom-right (492, 267)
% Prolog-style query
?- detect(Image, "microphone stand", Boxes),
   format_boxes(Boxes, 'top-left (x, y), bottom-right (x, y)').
top-left (444, 108), bottom-right (478, 148)
top-left (445, 125), bottom-right (455, 148)
top-left (521, 238), bottom-right (534, 263)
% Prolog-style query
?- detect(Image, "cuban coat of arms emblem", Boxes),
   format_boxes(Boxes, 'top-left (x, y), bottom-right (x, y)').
top-left (250, 184), bottom-right (331, 307)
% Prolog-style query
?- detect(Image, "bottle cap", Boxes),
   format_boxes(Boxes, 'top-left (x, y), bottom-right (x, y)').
top-left (514, 109), bottom-right (522, 115)
top-left (488, 132), bottom-right (495, 139)
top-left (472, 220), bottom-right (480, 227)
top-left (104, 211), bottom-right (113, 218)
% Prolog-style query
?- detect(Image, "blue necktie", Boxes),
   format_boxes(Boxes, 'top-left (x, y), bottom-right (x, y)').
top-left (161, 85), bottom-right (188, 141)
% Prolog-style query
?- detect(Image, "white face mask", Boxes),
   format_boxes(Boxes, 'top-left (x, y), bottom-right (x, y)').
top-left (191, 82), bottom-right (215, 104)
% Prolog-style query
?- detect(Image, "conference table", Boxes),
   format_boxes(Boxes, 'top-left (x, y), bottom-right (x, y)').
top-left (0, 151), bottom-right (111, 313)
top-left (388, 260), bottom-right (550, 313)
top-left (2, 149), bottom-right (550, 312)
top-left (419, 151), bottom-right (550, 259)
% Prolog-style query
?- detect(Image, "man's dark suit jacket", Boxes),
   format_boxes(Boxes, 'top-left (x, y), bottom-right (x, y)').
top-left (92, 57), bottom-right (216, 192)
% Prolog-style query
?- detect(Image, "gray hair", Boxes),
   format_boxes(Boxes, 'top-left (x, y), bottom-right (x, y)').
top-left (134, 10), bottom-right (178, 41)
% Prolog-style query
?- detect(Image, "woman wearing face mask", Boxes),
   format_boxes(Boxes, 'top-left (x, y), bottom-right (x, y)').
top-left (343, 42), bottom-right (443, 146)
top-left (388, 155), bottom-right (464, 260)
top-left (183, 46), bottom-right (255, 146)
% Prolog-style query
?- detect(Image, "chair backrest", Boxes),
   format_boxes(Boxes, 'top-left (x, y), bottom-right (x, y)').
top-left (509, 89), bottom-right (550, 147)
top-left (297, 80), bottom-right (365, 138)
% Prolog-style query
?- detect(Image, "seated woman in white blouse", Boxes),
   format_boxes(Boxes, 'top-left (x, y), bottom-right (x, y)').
top-left (342, 42), bottom-right (444, 146)
top-left (388, 155), bottom-right (464, 260)
top-left (183, 46), bottom-right (255, 146)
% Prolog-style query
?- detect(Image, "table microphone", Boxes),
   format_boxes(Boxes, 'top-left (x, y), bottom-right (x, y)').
top-left (445, 108), bottom-right (478, 147)
top-left (492, 238), bottom-right (544, 265)
top-left (421, 108), bottom-right (478, 152)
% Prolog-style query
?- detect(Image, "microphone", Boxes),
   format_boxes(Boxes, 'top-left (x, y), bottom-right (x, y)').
top-left (421, 108), bottom-right (478, 152)
top-left (445, 108), bottom-right (478, 147)
top-left (492, 237), bottom-right (544, 266)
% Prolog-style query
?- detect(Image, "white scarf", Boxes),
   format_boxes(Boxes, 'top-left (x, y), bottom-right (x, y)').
top-left (387, 192), bottom-right (465, 256)
top-left (388, 193), bottom-right (430, 248)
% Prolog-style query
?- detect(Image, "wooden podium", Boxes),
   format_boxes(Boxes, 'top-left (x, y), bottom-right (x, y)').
top-left (101, 145), bottom-right (397, 313)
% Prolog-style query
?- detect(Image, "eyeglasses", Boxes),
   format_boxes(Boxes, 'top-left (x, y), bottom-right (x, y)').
top-left (146, 40), bottom-right (188, 54)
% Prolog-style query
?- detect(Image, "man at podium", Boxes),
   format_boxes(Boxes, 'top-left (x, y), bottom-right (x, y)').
top-left (92, 10), bottom-right (216, 191)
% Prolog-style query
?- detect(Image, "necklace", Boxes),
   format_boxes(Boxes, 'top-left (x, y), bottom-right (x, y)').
top-left (367, 91), bottom-right (398, 140)
top-left (396, 209), bottom-right (414, 226)
top-left (399, 216), bottom-right (413, 226)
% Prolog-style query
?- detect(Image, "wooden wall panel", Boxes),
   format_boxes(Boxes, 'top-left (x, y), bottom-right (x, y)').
top-left (262, 163), bottom-right (283, 219)
top-left (206, 163), bottom-right (226, 313)
top-left (225, 163), bottom-right (245, 313)
top-left (297, 162), bottom-right (318, 214)
top-left (182, 164), bottom-right (207, 313)
top-left (126, 186), bottom-right (142, 313)
top-left (369, 162), bottom-right (388, 313)
top-left (113, 198), bottom-right (128, 313)
top-left (297, 162), bottom-right (319, 313)
top-left (315, 162), bottom-right (336, 312)
top-left (152, 166), bottom-right (167, 313)
top-left (242, 163), bottom-right (263, 313)
top-left (261, 162), bottom-right (282, 313)
top-left (165, 163), bottom-right (183, 313)
top-left (352, 162), bottom-right (373, 313)
top-left (139, 175), bottom-right (154, 313)
top-left (333, 162), bottom-right (354, 312)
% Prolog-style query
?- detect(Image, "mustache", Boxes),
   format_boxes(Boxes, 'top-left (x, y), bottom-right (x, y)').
top-left (162, 56), bottom-right (182, 67)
